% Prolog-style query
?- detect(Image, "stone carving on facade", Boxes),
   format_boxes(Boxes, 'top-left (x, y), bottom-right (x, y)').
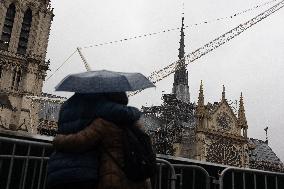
top-left (206, 137), bottom-right (242, 167)
top-left (195, 133), bottom-right (207, 161)
top-left (0, 0), bottom-right (53, 130)
top-left (216, 112), bottom-right (233, 130)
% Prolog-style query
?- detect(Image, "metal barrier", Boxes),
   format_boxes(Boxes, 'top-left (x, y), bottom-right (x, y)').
top-left (219, 167), bottom-right (284, 189)
top-left (173, 164), bottom-right (211, 189)
top-left (155, 158), bottom-right (177, 189)
top-left (0, 135), bottom-right (179, 189)
top-left (153, 158), bottom-right (212, 189)
top-left (0, 136), bottom-right (53, 189)
top-left (1, 133), bottom-right (284, 189)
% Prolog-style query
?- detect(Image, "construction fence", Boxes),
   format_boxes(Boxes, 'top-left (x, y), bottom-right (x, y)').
top-left (0, 131), bottom-right (284, 189)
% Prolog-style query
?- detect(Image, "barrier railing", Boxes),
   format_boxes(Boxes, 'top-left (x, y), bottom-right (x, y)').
top-left (173, 164), bottom-right (211, 189)
top-left (1, 133), bottom-right (284, 189)
top-left (155, 158), bottom-right (177, 189)
top-left (0, 135), bottom-right (179, 189)
top-left (0, 136), bottom-right (52, 189)
top-left (219, 167), bottom-right (284, 189)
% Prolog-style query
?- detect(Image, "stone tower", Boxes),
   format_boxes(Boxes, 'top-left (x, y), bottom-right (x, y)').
top-left (0, 0), bottom-right (53, 132)
top-left (172, 17), bottom-right (190, 103)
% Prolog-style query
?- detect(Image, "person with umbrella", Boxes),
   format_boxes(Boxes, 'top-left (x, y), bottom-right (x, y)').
top-left (47, 70), bottom-right (155, 189)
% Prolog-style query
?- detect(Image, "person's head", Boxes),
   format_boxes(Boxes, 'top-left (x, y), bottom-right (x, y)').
top-left (103, 92), bottom-right (128, 105)
top-left (72, 92), bottom-right (128, 105)
top-left (59, 92), bottom-right (129, 127)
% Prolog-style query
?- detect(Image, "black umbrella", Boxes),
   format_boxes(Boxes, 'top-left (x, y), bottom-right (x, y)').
top-left (55, 70), bottom-right (155, 93)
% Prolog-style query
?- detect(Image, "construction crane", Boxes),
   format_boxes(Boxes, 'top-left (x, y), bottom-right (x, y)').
top-left (133, 0), bottom-right (284, 95)
top-left (77, 47), bottom-right (92, 71)
top-left (30, 0), bottom-right (284, 101)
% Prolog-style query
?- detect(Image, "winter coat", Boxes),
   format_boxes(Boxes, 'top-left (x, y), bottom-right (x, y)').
top-left (47, 94), bottom-right (141, 187)
top-left (54, 118), bottom-right (149, 189)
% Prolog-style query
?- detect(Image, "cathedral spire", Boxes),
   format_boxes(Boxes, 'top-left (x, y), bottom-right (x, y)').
top-left (172, 16), bottom-right (190, 103)
top-left (197, 80), bottom-right (204, 106)
top-left (238, 92), bottom-right (248, 137)
top-left (196, 80), bottom-right (206, 118)
top-left (178, 17), bottom-right (185, 60)
top-left (222, 85), bottom-right (226, 101)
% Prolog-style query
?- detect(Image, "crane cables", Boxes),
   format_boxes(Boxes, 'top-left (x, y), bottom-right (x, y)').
top-left (45, 49), bottom-right (77, 81)
top-left (45, 0), bottom-right (279, 83)
top-left (82, 0), bottom-right (278, 49)
top-left (129, 0), bottom-right (284, 96)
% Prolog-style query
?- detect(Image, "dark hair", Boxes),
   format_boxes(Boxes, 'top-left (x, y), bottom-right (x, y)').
top-left (59, 92), bottom-right (129, 131)
top-left (103, 92), bottom-right (128, 105)
top-left (73, 92), bottom-right (128, 105)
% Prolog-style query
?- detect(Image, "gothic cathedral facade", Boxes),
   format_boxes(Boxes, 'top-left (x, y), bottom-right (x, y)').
top-left (0, 0), bottom-right (53, 132)
top-left (175, 83), bottom-right (250, 167)
top-left (142, 17), bottom-right (283, 171)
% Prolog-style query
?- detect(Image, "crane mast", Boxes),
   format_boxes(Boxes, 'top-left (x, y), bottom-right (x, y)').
top-left (77, 47), bottom-right (92, 71)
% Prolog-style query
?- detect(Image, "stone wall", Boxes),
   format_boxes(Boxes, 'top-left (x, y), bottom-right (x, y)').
top-left (0, 0), bottom-right (53, 130)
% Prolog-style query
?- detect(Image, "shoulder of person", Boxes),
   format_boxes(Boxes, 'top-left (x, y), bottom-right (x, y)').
top-left (89, 118), bottom-right (117, 129)
top-left (134, 119), bottom-right (147, 131)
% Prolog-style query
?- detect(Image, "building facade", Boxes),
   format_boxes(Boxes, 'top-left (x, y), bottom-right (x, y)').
top-left (0, 0), bottom-right (53, 133)
top-left (0, 3), bottom-right (282, 172)
top-left (141, 17), bottom-right (284, 171)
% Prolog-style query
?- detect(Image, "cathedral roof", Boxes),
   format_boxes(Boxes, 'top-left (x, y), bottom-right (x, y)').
top-left (42, 93), bottom-right (67, 99)
top-left (249, 138), bottom-right (283, 164)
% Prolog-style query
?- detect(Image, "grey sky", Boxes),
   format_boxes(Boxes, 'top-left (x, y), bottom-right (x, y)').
top-left (44, 0), bottom-right (284, 160)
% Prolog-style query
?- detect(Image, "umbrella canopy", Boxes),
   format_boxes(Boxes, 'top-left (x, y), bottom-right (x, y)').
top-left (55, 70), bottom-right (155, 93)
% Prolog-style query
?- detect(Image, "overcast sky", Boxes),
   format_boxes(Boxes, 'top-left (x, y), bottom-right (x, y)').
top-left (44, 0), bottom-right (284, 161)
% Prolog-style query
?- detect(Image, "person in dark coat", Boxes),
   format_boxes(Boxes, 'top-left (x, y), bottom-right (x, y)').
top-left (53, 118), bottom-right (150, 189)
top-left (47, 92), bottom-right (141, 189)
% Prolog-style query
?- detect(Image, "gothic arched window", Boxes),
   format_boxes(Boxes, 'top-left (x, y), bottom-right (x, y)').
top-left (17, 8), bottom-right (32, 55)
top-left (0, 4), bottom-right (16, 51)
top-left (11, 67), bottom-right (22, 91)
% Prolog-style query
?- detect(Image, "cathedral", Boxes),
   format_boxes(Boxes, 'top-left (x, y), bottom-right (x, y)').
top-left (141, 17), bottom-right (284, 172)
top-left (0, 0), bottom-right (283, 173)
top-left (0, 0), bottom-right (53, 133)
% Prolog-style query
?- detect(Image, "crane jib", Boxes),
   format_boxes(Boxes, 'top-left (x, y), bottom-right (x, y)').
top-left (127, 0), bottom-right (284, 97)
